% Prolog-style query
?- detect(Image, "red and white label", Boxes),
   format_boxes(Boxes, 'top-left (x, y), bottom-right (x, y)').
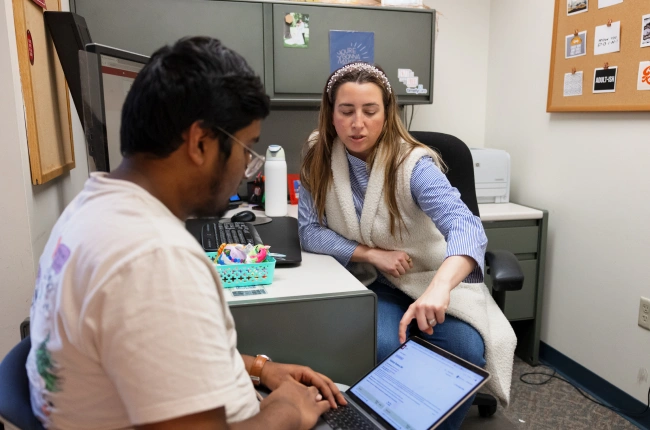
top-left (27, 30), bottom-right (34, 65)
top-left (30, 0), bottom-right (47, 9)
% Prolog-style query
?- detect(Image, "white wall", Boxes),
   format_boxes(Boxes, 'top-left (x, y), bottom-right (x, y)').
top-left (0, 0), bottom-right (36, 358)
top-left (0, 0), bottom-right (88, 358)
top-left (409, 0), bottom-right (491, 148)
top-left (485, 1), bottom-right (650, 402)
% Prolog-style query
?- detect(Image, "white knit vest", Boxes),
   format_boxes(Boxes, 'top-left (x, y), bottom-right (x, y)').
top-left (324, 137), bottom-right (517, 406)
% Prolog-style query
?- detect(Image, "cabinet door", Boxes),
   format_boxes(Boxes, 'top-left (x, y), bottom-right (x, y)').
top-left (75, 0), bottom-right (265, 81)
top-left (484, 225), bottom-right (539, 254)
top-left (271, 4), bottom-right (433, 103)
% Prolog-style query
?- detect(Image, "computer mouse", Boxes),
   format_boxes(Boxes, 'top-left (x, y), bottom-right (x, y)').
top-left (231, 210), bottom-right (256, 223)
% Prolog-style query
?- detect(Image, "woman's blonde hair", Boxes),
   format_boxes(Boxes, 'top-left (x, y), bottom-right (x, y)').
top-left (300, 63), bottom-right (445, 235)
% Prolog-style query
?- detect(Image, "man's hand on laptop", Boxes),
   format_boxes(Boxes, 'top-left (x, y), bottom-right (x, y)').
top-left (260, 377), bottom-right (331, 429)
top-left (261, 361), bottom-right (348, 409)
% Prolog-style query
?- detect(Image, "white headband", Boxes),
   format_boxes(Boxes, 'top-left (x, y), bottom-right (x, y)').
top-left (326, 63), bottom-right (392, 100)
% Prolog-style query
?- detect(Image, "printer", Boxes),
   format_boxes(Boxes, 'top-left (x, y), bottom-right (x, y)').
top-left (469, 148), bottom-right (510, 204)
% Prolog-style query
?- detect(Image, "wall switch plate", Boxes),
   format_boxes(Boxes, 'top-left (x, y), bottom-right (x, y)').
top-left (639, 297), bottom-right (650, 331)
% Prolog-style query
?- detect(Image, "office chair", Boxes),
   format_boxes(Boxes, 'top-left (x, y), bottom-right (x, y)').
top-left (410, 131), bottom-right (524, 417)
top-left (0, 336), bottom-right (45, 430)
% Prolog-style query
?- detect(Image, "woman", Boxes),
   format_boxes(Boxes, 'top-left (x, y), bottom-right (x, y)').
top-left (298, 62), bottom-right (516, 429)
top-left (293, 19), bottom-right (305, 45)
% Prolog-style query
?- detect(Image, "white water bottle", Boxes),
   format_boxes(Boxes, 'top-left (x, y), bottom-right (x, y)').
top-left (264, 145), bottom-right (288, 217)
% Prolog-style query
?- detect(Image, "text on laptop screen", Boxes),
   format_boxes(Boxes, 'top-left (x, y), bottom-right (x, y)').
top-left (101, 54), bottom-right (145, 171)
top-left (349, 340), bottom-right (486, 430)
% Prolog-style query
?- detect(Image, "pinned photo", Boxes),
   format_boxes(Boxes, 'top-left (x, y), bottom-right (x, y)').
top-left (642, 14), bottom-right (650, 48)
top-left (283, 13), bottom-right (309, 49)
top-left (565, 31), bottom-right (587, 58)
top-left (593, 66), bottom-right (617, 93)
top-left (567, 0), bottom-right (588, 16)
top-left (638, 61), bottom-right (650, 91)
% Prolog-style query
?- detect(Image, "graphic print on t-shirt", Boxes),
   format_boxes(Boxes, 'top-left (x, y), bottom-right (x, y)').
top-left (27, 237), bottom-right (71, 421)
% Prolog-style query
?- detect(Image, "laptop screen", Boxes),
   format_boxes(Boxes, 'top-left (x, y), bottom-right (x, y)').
top-left (348, 338), bottom-right (488, 430)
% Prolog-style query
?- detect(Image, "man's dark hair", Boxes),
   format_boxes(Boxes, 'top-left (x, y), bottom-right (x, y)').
top-left (120, 36), bottom-right (270, 158)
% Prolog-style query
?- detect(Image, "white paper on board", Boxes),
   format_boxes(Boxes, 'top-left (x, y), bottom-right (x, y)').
top-left (598, 0), bottom-right (622, 8)
top-left (564, 71), bottom-right (583, 96)
top-left (594, 21), bottom-right (621, 55)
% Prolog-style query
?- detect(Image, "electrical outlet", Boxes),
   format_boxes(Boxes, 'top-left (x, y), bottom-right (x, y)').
top-left (639, 297), bottom-right (650, 331)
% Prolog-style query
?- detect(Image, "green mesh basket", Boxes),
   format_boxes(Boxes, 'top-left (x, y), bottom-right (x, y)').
top-left (207, 252), bottom-right (276, 287)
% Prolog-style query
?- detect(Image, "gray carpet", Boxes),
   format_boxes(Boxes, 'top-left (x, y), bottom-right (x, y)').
top-left (461, 357), bottom-right (640, 430)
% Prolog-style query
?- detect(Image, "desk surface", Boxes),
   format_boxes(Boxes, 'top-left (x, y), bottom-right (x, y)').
top-left (223, 205), bottom-right (366, 305)
top-left (478, 203), bottom-right (544, 222)
top-left (237, 202), bottom-right (545, 223)
top-left (225, 250), bottom-right (367, 303)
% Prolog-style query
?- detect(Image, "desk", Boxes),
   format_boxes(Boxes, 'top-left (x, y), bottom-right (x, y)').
top-left (479, 203), bottom-right (548, 365)
top-left (225, 205), bottom-right (376, 385)
top-left (225, 202), bottom-right (547, 377)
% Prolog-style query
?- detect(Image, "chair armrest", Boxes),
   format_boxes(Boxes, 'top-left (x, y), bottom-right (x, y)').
top-left (485, 250), bottom-right (524, 292)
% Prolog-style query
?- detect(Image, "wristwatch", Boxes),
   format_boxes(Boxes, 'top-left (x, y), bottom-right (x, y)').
top-left (249, 354), bottom-right (272, 386)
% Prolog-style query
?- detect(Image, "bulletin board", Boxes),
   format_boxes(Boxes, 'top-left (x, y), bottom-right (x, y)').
top-left (12, 0), bottom-right (75, 185)
top-left (547, 0), bottom-right (650, 112)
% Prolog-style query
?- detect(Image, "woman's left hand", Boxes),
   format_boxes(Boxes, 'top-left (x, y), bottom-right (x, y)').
top-left (398, 284), bottom-right (452, 344)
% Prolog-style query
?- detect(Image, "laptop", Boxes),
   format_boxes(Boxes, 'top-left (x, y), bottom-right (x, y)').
top-left (316, 337), bottom-right (490, 430)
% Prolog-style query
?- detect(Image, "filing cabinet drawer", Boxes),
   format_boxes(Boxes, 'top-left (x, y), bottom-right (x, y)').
top-left (485, 259), bottom-right (537, 321)
top-left (484, 226), bottom-right (539, 255)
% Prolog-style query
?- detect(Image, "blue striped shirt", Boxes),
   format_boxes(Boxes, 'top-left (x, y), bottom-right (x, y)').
top-left (298, 152), bottom-right (487, 283)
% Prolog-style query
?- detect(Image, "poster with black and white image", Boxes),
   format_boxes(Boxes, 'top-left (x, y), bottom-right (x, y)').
top-left (566, 31), bottom-right (587, 58)
top-left (642, 14), bottom-right (650, 48)
top-left (593, 66), bottom-right (618, 93)
top-left (567, 0), bottom-right (588, 15)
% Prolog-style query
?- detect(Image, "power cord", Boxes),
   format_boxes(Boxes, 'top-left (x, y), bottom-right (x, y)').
top-left (520, 366), bottom-right (650, 417)
top-left (407, 105), bottom-right (415, 130)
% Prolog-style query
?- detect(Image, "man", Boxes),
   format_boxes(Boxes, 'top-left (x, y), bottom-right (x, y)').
top-left (27, 36), bottom-right (346, 430)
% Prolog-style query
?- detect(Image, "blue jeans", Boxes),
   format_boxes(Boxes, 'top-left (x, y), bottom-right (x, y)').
top-left (369, 282), bottom-right (486, 430)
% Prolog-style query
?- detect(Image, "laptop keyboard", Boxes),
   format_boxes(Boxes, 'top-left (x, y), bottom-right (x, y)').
top-left (322, 405), bottom-right (376, 430)
top-left (201, 222), bottom-right (263, 251)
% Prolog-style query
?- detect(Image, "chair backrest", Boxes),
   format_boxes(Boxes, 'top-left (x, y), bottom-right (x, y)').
top-left (0, 336), bottom-right (45, 430)
top-left (409, 131), bottom-right (480, 218)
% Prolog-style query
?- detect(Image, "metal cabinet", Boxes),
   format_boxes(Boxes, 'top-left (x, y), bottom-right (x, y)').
top-left (267, 3), bottom-right (434, 105)
top-left (74, 0), bottom-right (435, 106)
top-left (74, 0), bottom-right (266, 80)
top-left (482, 211), bottom-right (549, 365)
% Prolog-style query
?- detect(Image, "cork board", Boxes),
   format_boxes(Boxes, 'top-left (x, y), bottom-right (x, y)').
top-left (12, 0), bottom-right (75, 185)
top-left (547, 0), bottom-right (650, 112)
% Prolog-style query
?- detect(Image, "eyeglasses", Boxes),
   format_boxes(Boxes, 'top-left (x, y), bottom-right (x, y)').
top-left (216, 127), bottom-right (265, 179)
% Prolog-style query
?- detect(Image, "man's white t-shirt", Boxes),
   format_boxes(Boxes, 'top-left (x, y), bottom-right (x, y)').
top-left (27, 173), bottom-right (259, 429)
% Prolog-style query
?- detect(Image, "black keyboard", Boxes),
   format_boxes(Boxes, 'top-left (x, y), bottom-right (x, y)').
top-left (201, 222), bottom-right (263, 251)
top-left (322, 405), bottom-right (376, 430)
